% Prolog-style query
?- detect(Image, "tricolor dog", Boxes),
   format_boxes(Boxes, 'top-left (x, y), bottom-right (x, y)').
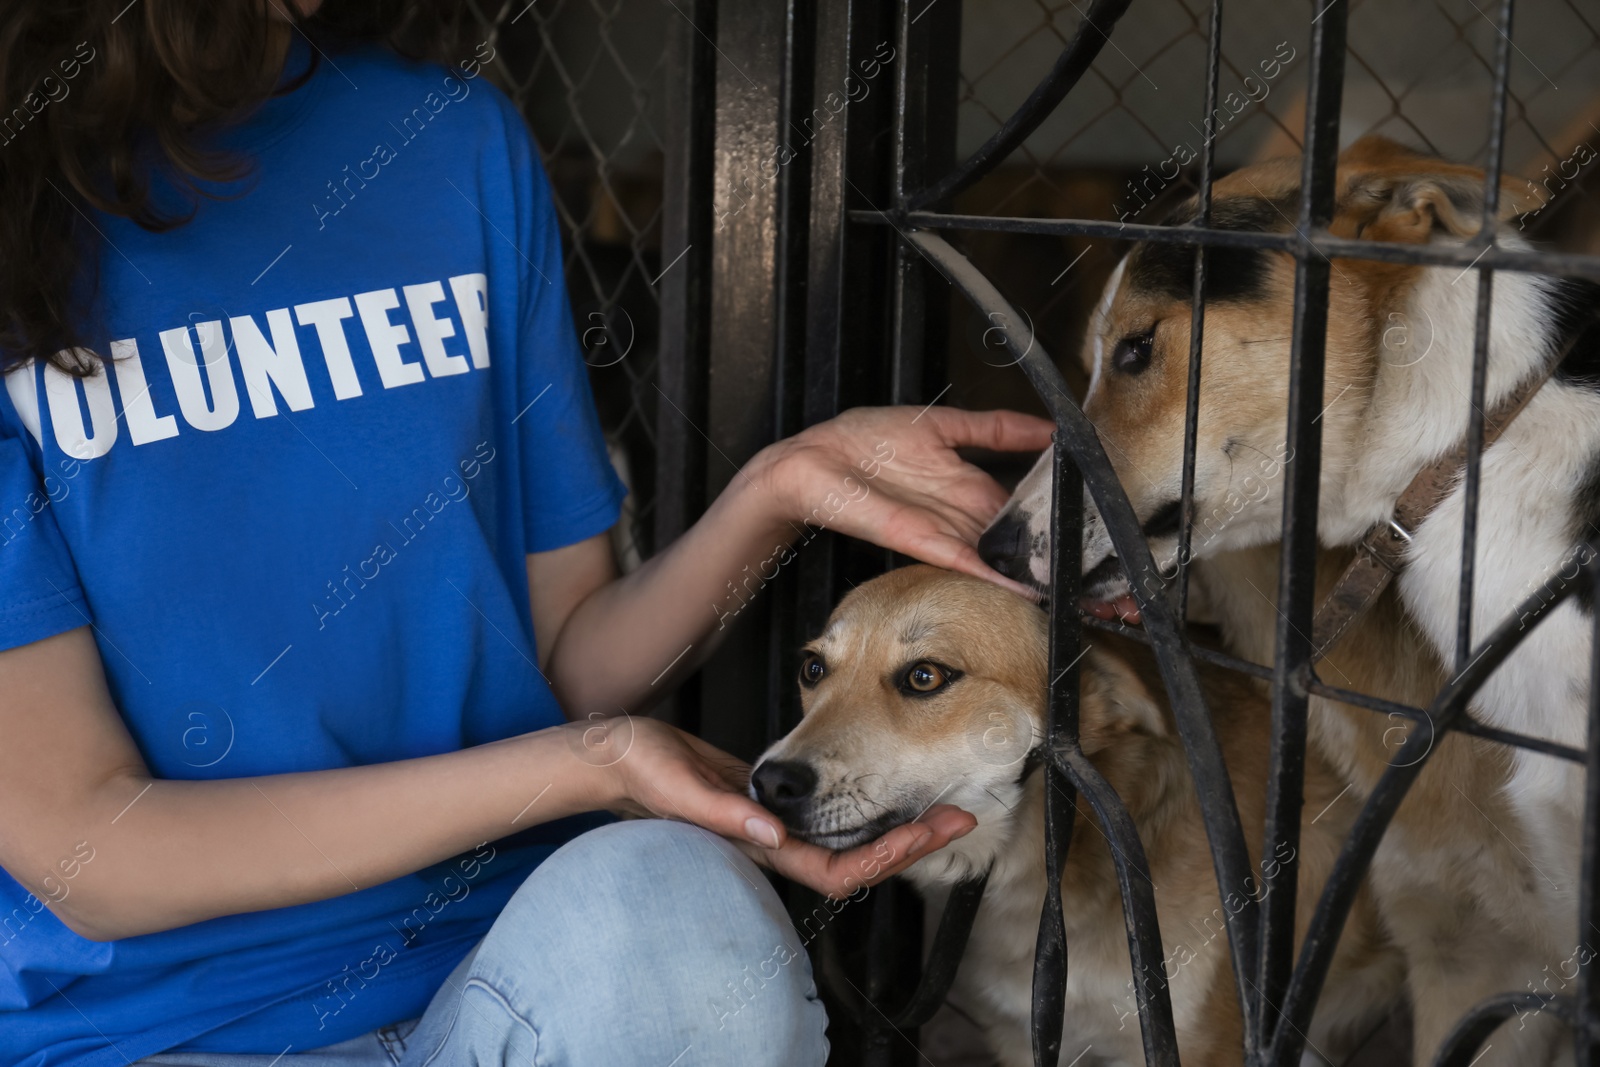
top-left (978, 135), bottom-right (1591, 1064)
top-left (751, 565), bottom-right (1401, 1067)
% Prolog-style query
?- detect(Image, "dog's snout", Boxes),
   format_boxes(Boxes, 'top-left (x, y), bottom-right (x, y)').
top-left (751, 759), bottom-right (818, 820)
top-left (978, 513), bottom-right (1033, 585)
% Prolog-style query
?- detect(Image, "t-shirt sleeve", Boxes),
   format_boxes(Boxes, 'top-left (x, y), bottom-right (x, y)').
top-left (502, 111), bottom-right (628, 554)
top-left (0, 394), bottom-right (92, 651)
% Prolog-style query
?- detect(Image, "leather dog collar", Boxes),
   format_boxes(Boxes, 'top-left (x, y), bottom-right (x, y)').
top-left (1308, 352), bottom-right (1563, 661)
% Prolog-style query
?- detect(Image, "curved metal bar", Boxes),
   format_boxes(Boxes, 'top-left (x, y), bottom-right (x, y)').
top-left (1034, 431), bottom-right (1085, 1066)
top-left (1270, 567), bottom-right (1595, 1061)
top-left (1055, 744), bottom-right (1182, 1065)
top-left (824, 872), bottom-right (993, 1034)
top-left (901, 228), bottom-right (1263, 1037)
top-left (889, 871), bottom-right (992, 1029)
top-left (1431, 992), bottom-right (1576, 1067)
top-left (1088, 615), bottom-right (1591, 762)
top-left (900, 0), bottom-right (1134, 213)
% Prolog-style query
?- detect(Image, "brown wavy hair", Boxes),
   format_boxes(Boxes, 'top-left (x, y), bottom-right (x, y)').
top-left (0, 1), bottom-right (476, 375)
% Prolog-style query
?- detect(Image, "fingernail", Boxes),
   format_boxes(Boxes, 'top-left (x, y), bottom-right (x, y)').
top-left (745, 817), bottom-right (781, 849)
top-left (953, 822), bottom-right (977, 840)
top-left (907, 830), bottom-right (935, 854)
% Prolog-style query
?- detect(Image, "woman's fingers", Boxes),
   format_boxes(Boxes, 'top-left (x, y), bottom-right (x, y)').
top-left (617, 724), bottom-right (785, 849)
top-left (854, 521), bottom-right (1038, 599)
top-left (925, 536), bottom-right (1042, 598)
top-left (681, 734), bottom-right (755, 791)
top-left (923, 406), bottom-right (1055, 454)
top-left (674, 773), bottom-right (787, 850)
top-left (750, 805), bottom-right (979, 898)
top-left (835, 485), bottom-right (996, 558)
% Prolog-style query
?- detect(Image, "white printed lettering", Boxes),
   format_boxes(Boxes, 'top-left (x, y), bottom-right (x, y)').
top-left (403, 282), bottom-right (468, 377)
top-left (354, 289), bottom-right (424, 388)
top-left (448, 273), bottom-right (490, 369)
top-left (44, 359), bottom-right (117, 459)
top-left (232, 309), bottom-right (315, 417)
top-left (161, 322), bottom-right (241, 432)
top-left (109, 338), bottom-right (179, 445)
top-left (294, 298), bottom-right (364, 400)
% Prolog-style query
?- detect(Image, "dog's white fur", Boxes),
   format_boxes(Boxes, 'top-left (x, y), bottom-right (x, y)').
top-left (981, 137), bottom-right (1593, 1064)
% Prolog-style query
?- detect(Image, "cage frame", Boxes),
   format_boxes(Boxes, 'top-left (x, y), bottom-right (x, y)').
top-left (834, 1), bottom-right (1600, 1064)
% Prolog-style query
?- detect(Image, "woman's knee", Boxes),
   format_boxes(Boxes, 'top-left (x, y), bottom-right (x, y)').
top-left (468, 819), bottom-right (828, 1065)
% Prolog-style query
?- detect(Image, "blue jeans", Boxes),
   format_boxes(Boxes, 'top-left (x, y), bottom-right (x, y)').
top-left (136, 821), bottom-right (829, 1067)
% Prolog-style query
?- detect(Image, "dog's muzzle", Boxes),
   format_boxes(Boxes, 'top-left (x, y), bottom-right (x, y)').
top-left (750, 759), bottom-right (818, 825)
top-left (977, 513), bottom-right (1038, 588)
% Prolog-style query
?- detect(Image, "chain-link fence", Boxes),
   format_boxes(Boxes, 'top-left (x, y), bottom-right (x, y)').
top-left (456, 0), bottom-right (1600, 586)
top-left (907, 3), bottom-right (1600, 1064)
top-left (943, 0), bottom-right (1600, 420)
top-left (469, 0), bottom-right (675, 571)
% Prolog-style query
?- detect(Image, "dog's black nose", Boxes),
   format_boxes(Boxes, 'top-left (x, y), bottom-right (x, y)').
top-left (751, 760), bottom-right (818, 820)
top-left (978, 513), bottom-right (1035, 586)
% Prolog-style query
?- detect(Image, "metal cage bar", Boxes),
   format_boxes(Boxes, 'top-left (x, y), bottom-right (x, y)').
top-left (790, 0), bottom-right (1600, 1062)
top-left (1456, 0), bottom-right (1516, 674)
top-left (870, 212), bottom-right (1600, 280)
top-left (1174, 0), bottom-right (1224, 624)
top-left (1256, 0), bottom-right (1348, 1046)
top-left (903, 227), bottom-right (1251, 1064)
top-left (1579, 548), bottom-right (1600, 1066)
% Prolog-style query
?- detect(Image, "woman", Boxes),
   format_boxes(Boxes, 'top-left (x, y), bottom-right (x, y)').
top-left (0, 3), bottom-right (1053, 1065)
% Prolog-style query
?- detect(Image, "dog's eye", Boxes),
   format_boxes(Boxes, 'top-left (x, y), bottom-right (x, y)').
top-left (799, 652), bottom-right (827, 688)
top-left (901, 661), bottom-right (956, 695)
top-left (1111, 327), bottom-right (1156, 375)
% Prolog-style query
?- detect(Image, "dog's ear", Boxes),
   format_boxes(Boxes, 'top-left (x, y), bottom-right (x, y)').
top-left (1080, 649), bottom-right (1169, 747)
top-left (1334, 136), bottom-right (1523, 242)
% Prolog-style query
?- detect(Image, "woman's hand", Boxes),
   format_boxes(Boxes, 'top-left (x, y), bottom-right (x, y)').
top-left (751, 406), bottom-right (1054, 597)
top-left (536, 403), bottom-right (1051, 722)
top-left (591, 716), bottom-right (975, 897)
top-left (738, 803), bottom-right (977, 900)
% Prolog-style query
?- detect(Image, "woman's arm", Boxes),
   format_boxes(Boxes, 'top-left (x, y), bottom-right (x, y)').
top-left (0, 627), bottom-right (771, 941)
top-left (536, 405), bottom-right (1054, 718)
top-left (0, 628), bottom-right (965, 940)
top-left (0, 407), bottom-right (1039, 940)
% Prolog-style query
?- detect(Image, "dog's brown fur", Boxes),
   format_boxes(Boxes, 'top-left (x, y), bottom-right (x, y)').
top-left (1077, 138), bottom-right (1528, 531)
top-left (979, 134), bottom-right (1582, 1066)
top-left (1068, 137), bottom-right (1573, 1066)
top-left (1191, 545), bottom-right (1566, 1066)
top-left (756, 565), bottom-right (1402, 1067)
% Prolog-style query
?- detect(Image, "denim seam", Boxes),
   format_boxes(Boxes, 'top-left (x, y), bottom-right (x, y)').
top-left (375, 1022), bottom-right (407, 1065)
top-left (416, 976), bottom-right (542, 1067)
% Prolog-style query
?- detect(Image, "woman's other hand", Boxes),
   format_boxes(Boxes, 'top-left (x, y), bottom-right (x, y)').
top-left (752, 406), bottom-right (1054, 597)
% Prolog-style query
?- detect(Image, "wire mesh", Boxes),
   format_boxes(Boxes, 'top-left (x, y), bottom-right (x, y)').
top-left (941, 0), bottom-right (1600, 419)
top-left (468, 0), bottom-right (673, 570)
top-left (888, 2), bottom-right (1600, 1064)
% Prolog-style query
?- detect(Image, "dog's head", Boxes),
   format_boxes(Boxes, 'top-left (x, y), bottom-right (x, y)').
top-left (979, 136), bottom-right (1533, 606)
top-left (751, 565), bottom-right (1171, 884)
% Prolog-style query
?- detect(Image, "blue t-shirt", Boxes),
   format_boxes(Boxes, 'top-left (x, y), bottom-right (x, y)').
top-left (0, 41), bottom-right (626, 1067)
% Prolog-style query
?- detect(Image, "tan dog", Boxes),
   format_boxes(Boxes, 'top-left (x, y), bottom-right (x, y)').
top-left (978, 137), bottom-right (1581, 1065)
top-left (1193, 544), bottom-right (1565, 1066)
top-left (984, 492), bottom-right (1565, 1065)
top-left (980, 136), bottom-right (1598, 990)
top-left (752, 565), bottom-right (1402, 1067)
